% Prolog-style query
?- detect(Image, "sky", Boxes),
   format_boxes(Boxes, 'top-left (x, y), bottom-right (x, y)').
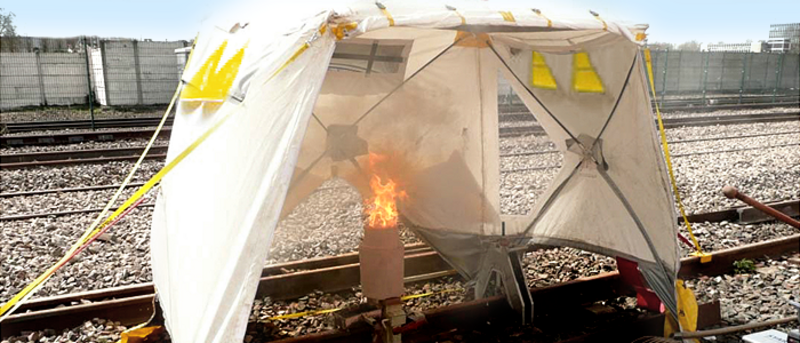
top-left (3, 0), bottom-right (800, 45)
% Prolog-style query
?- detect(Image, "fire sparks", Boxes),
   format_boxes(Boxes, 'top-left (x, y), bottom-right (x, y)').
top-left (365, 153), bottom-right (407, 228)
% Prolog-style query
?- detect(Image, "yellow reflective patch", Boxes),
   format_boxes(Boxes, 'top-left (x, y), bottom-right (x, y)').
top-left (499, 11), bottom-right (516, 22)
top-left (635, 32), bottom-right (647, 42)
top-left (530, 51), bottom-right (557, 90)
top-left (572, 52), bottom-right (604, 93)
top-left (181, 40), bottom-right (246, 105)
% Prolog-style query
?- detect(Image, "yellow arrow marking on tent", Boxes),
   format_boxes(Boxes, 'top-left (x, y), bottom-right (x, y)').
top-left (572, 52), bottom-right (604, 93)
top-left (181, 40), bottom-right (246, 104)
top-left (531, 51), bottom-right (557, 90)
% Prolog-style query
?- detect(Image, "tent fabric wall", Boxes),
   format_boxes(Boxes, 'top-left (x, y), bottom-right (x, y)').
top-left (150, 2), bottom-right (679, 342)
top-left (150, 11), bottom-right (336, 342)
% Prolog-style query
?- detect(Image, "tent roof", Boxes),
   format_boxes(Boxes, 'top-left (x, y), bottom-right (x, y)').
top-left (328, 0), bottom-right (648, 42)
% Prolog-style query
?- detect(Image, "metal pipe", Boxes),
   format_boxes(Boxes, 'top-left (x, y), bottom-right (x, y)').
top-left (722, 185), bottom-right (800, 229)
top-left (674, 316), bottom-right (796, 339)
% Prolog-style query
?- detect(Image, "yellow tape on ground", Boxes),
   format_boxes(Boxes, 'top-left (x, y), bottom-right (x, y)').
top-left (644, 49), bottom-right (709, 262)
top-left (400, 288), bottom-right (460, 301)
top-left (268, 308), bottom-right (342, 321)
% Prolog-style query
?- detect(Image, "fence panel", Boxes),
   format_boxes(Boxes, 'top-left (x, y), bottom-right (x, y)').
top-left (137, 41), bottom-right (185, 104)
top-left (719, 52), bottom-right (746, 92)
top-left (0, 52), bottom-right (42, 109)
top-left (39, 52), bottom-right (90, 106)
top-left (102, 40), bottom-right (138, 106)
top-left (779, 53), bottom-right (800, 90)
top-left (703, 52), bottom-right (725, 93)
top-left (676, 51), bottom-right (704, 93)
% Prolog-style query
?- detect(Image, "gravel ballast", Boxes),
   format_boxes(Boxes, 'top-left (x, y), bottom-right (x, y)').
top-left (0, 106), bottom-right (798, 342)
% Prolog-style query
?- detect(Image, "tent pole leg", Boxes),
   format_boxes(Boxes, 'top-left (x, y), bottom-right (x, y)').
top-left (474, 243), bottom-right (534, 324)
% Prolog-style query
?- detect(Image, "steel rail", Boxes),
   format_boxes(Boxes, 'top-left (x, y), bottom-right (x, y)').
top-left (499, 111), bottom-right (800, 137)
top-left (0, 128), bottom-right (172, 147)
top-left (3, 109), bottom-right (797, 147)
top-left (1, 117), bottom-right (174, 133)
top-left (2, 94), bottom-right (794, 134)
top-left (5, 128), bottom-right (794, 169)
top-left (1, 233), bottom-right (796, 338)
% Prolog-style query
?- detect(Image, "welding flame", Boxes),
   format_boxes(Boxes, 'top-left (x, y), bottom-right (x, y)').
top-left (365, 153), bottom-right (407, 228)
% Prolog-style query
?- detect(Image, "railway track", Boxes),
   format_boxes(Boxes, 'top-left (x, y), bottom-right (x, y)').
top-left (2, 133), bottom-right (797, 170)
top-left (498, 97), bottom-right (799, 116)
top-left (0, 95), bottom-right (795, 134)
top-left (498, 110), bottom-right (800, 137)
top-left (3, 233), bottom-right (796, 340)
top-left (1, 117), bottom-right (174, 133)
top-left (1, 112), bottom-right (797, 165)
top-left (2, 180), bottom-right (796, 222)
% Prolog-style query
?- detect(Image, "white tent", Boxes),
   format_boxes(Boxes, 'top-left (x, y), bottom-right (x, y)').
top-left (150, 1), bottom-right (679, 341)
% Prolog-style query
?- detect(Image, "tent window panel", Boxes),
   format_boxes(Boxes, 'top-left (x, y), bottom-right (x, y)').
top-left (530, 51), bottom-right (557, 90)
top-left (572, 52), bottom-right (605, 93)
top-left (329, 40), bottom-right (408, 75)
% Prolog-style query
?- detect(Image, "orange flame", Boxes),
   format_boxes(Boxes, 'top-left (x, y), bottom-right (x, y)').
top-left (365, 153), bottom-right (407, 228)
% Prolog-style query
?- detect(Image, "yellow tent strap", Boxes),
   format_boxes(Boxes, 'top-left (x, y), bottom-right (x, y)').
top-left (531, 9), bottom-right (552, 28)
top-left (267, 289), bottom-right (463, 321)
top-left (375, 2), bottom-right (395, 26)
top-left (643, 48), bottom-right (710, 263)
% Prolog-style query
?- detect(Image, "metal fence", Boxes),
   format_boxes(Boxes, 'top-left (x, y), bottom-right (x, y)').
top-left (0, 37), bottom-right (187, 110)
top-left (649, 50), bottom-right (800, 96)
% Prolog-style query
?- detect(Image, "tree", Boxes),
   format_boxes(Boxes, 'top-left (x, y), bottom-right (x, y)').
top-left (0, 7), bottom-right (16, 37)
top-left (677, 40), bottom-right (702, 51)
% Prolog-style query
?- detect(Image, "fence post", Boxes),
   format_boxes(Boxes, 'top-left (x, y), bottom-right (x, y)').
top-left (34, 50), bottom-right (47, 106)
top-left (132, 40), bottom-right (144, 105)
top-left (718, 52), bottom-right (726, 92)
top-left (83, 36), bottom-right (96, 130)
top-left (762, 54), bottom-right (770, 94)
top-left (772, 53), bottom-right (784, 103)
top-left (738, 52), bottom-right (747, 104)
top-left (100, 40), bottom-right (111, 106)
top-left (675, 50), bottom-right (682, 93)
top-left (661, 49), bottom-right (668, 105)
top-left (701, 51), bottom-right (709, 104)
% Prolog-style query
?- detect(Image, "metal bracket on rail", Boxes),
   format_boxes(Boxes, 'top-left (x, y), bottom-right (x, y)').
top-left (474, 242), bottom-right (533, 324)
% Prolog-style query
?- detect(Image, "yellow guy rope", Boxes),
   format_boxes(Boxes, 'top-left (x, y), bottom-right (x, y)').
top-left (644, 48), bottom-right (710, 263)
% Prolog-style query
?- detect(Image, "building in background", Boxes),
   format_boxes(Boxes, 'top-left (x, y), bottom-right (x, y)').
top-left (702, 41), bottom-right (767, 53)
top-left (767, 38), bottom-right (792, 53)
top-left (769, 23), bottom-right (799, 53)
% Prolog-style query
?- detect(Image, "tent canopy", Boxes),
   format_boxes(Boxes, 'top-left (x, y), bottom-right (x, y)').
top-left (150, 2), bottom-right (678, 342)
